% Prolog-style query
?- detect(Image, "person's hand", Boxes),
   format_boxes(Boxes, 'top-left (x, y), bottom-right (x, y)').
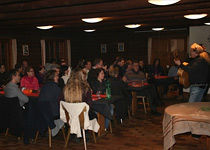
top-left (174, 59), bottom-right (181, 66)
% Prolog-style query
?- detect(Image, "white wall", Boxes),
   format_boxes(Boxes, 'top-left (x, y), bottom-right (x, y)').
top-left (189, 26), bottom-right (210, 53)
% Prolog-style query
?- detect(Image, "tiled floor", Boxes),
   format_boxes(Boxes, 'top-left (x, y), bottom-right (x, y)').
top-left (0, 93), bottom-right (209, 150)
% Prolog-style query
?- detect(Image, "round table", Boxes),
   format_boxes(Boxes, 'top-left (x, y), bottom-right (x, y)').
top-left (163, 102), bottom-right (210, 150)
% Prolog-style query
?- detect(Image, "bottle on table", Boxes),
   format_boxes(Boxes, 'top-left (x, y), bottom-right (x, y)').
top-left (106, 80), bottom-right (111, 99)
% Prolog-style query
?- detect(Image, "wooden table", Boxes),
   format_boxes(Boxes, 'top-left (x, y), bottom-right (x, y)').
top-left (163, 102), bottom-right (210, 150)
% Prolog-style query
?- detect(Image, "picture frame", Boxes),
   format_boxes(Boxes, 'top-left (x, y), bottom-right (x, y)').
top-left (118, 43), bottom-right (124, 52)
top-left (101, 44), bottom-right (107, 53)
top-left (22, 45), bottom-right (29, 56)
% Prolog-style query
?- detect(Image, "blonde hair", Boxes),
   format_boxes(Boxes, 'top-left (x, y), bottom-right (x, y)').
top-left (109, 67), bottom-right (119, 77)
top-left (200, 51), bottom-right (210, 64)
top-left (191, 43), bottom-right (203, 54)
top-left (63, 68), bottom-right (90, 103)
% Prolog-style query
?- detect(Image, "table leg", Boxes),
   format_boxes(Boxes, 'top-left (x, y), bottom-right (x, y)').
top-left (97, 113), bottom-right (105, 137)
top-left (131, 91), bottom-right (137, 116)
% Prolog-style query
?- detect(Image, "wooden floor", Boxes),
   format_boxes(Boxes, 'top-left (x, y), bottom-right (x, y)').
top-left (0, 93), bottom-right (209, 150)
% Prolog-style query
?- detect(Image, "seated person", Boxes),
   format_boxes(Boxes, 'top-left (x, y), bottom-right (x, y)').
top-left (38, 70), bottom-right (61, 119)
top-left (150, 58), bottom-right (165, 76)
top-left (20, 66), bottom-right (39, 90)
top-left (35, 65), bottom-right (45, 87)
top-left (108, 67), bottom-right (131, 121)
top-left (0, 64), bottom-right (7, 87)
top-left (51, 65), bottom-right (65, 90)
top-left (163, 65), bottom-right (184, 100)
top-left (4, 69), bottom-right (29, 107)
top-left (63, 68), bottom-right (97, 120)
top-left (90, 68), bottom-right (114, 129)
top-left (123, 60), bottom-right (161, 115)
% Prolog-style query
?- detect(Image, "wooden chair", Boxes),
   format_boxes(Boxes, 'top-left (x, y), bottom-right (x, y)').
top-left (137, 96), bottom-right (149, 114)
top-left (60, 101), bottom-right (99, 150)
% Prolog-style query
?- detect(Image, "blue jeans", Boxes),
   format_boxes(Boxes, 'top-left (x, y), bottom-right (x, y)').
top-left (105, 104), bottom-right (114, 129)
top-left (189, 85), bottom-right (207, 102)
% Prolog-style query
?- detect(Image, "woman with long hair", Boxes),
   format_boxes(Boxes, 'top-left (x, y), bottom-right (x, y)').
top-left (63, 68), bottom-right (96, 119)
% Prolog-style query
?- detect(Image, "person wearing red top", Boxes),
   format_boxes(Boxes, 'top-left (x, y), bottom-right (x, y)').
top-left (20, 66), bottom-right (39, 90)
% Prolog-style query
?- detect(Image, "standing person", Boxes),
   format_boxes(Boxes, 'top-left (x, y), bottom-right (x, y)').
top-left (83, 60), bottom-right (92, 79)
top-left (139, 60), bottom-right (149, 77)
top-left (60, 65), bottom-right (69, 84)
top-left (0, 64), bottom-right (6, 87)
top-left (20, 66), bottom-right (39, 90)
top-left (113, 57), bottom-right (125, 78)
top-left (174, 43), bottom-right (210, 102)
top-left (4, 69), bottom-right (29, 107)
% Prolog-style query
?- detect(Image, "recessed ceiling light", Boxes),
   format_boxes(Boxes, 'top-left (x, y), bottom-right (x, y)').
top-left (184, 14), bottom-right (207, 19)
top-left (204, 22), bottom-right (210, 25)
top-left (152, 28), bottom-right (164, 31)
top-left (125, 24), bottom-right (141, 28)
top-left (148, 0), bottom-right (180, 6)
top-left (82, 18), bottom-right (103, 23)
top-left (36, 25), bottom-right (53, 30)
top-left (84, 29), bottom-right (96, 32)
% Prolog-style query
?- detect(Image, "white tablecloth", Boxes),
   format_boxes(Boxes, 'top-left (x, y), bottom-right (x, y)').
top-left (163, 102), bottom-right (210, 150)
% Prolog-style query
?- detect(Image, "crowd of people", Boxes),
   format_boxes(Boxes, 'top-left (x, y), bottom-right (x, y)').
top-left (1, 42), bottom-right (210, 143)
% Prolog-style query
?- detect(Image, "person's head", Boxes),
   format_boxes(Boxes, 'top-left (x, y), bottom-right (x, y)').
top-left (50, 58), bottom-right (57, 64)
top-left (51, 65), bottom-right (60, 75)
top-left (64, 68), bottom-right (89, 103)
top-left (124, 60), bottom-right (133, 71)
top-left (22, 60), bottom-right (28, 68)
top-left (139, 60), bottom-right (144, 68)
top-left (60, 65), bottom-right (69, 77)
top-left (109, 67), bottom-right (119, 78)
top-left (190, 43), bottom-right (203, 58)
top-left (76, 59), bottom-right (85, 69)
top-left (84, 60), bottom-right (92, 70)
top-left (199, 44), bottom-right (206, 52)
top-left (8, 69), bottom-right (20, 84)
top-left (95, 68), bottom-right (105, 81)
top-left (0, 64), bottom-right (5, 73)
top-left (115, 57), bottom-right (125, 67)
top-left (25, 66), bottom-right (35, 77)
top-left (58, 58), bottom-right (66, 65)
top-left (153, 58), bottom-right (160, 67)
top-left (15, 64), bottom-right (23, 73)
top-left (44, 70), bottom-right (59, 83)
top-left (37, 65), bottom-right (45, 74)
top-left (93, 58), bottom-right (103, 69)
top-left (132, 60), bottom-right (139, 72)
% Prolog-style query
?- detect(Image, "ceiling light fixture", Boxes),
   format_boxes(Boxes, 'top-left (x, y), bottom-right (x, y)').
top-left (204, 22), bottom-right (210, 25)
top-left (148, 0), bottom-right (180, 6)
top-left (184, 14), bottom-right (207, 19)
top-left (84, 29), bottom-right (96, 32)
top-left (36, 25), bottom-right (53, 30)
top-left (152, 28), bottom-right (164, 31)
top-left (82, 18), bottom-right (103, 23)
top-left (125, 24), bottom-right (141, 28)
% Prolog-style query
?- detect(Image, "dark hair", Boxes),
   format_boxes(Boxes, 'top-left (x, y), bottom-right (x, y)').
top-left (44, 70), bottom-right (56, 83)
top-left (93, 58), bottom-right (102, 66)
top-left (76, 59), bottom-right (85, 69)
top-left (0, 64), bottom-right (4, 68)
top-left (132, 60), bottom-right (139, 64)
top-left (50, 58), bottom-right (56, 63)
top-left (15, 64), bottom-right (21, 70)
top-left (59, 65), bottom-right (68, 77)
top-left (124, 60), bottom-right (132, 69)
top-left (84, 60), bottom-right (91, 66)
top-left (8, 69), bottom-right (17, 81)
top-left (95, 68), bottom-right (104, 77)
top-left (115, 56), bottom-right (124, 64)
top-left (25, 66), bottom-right (33, 75)
top-left (37, 65), bottom-right (44, 72)
top-left (153, 58), bottom-right (161, 66)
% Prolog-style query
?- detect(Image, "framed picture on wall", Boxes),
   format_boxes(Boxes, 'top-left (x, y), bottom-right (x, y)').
top-left (118, 43), bottom-right (124, 52)
top-left (22, 45), bottom-right (29, 56)
top-left (101, 44), bottom-right (107, 53)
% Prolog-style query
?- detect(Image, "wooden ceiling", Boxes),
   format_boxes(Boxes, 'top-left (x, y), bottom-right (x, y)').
top-left (1, 0), bottom-right (210, 33)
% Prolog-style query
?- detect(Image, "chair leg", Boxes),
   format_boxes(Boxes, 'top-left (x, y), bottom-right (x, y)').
top-left (48, 127), bottom-right (51, 147)
top-left (65, 128), bottom-right (71, 148)
top-left (34, 131), bottom-right (39, 143)
top-left (5, 128), bottom-right (9, 137)
top-left (82, 129), bottom-right (87, 150)
top-left (142, 98), bottom-right (147, 114)
top-left (109, 122), bottom-right (112, 133)
top-left (61, 126), bottom-right (66, 141)
top-left (92, 131), bottom-right (97, 144)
